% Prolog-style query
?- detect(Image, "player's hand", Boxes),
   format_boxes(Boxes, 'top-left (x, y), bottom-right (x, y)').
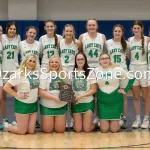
top-left (118, 89), bottom-right (126, 95)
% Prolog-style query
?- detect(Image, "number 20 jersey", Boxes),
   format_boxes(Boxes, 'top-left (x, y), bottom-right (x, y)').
top-left (82, 32), bottom-right (104, 68)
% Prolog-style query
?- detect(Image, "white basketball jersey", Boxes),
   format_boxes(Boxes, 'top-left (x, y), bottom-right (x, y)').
top-left (106, 39), bottom-right (127, 69)
top-left (39, 34), bottom-right (62, 67)
top-left (60, 39), bottom-right (78, 67)
top-left (148, 43), bottom-right (150, 70)
top-left (82, 32), bottom-right (104, 68)
top-left (19, 40), bottom-right (41, 66)
top-left (129, 36), bottom-right (148, 65)
top-left (2, 34), bottom-right (21, 71)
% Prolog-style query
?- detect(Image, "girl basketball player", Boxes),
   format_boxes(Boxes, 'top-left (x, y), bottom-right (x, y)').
top-left (71, 52), bottom-right (97, 132)
top-left (3, 55), bottom-right (39, 134)
top-left (95, 52), bottom-right (134, 133)
top-left (39, 56), bottom-right (68, 133)
top-left (105, 24), bottom-right (130, 129)
top-left (59, 24), bottom-right (80, 127)
top-left (19, 26), bottom-right (41, 67)
top-left (128, 21), bottom-right (150, 129)
top-left (39, 20), bottom-right (62, 69)
top-left (79, 19), bottom-right (106, 125)
top-left (1, 22), bottom-right (21, 127)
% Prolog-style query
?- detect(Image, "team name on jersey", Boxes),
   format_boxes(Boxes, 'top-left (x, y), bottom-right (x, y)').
top-left (23, 50), bottom-right (39, 56)
top-left (44, 44), bottom-right (56, 49)
top-left (3, 45), bottom-right (17, 50)
top-left (85, 43), bottom-right (101, 49)
top-left (130, 46), bottom-right (142, 51)
top-left (110, 48), bottom-right (123, 55)
top-left (61, 49), bottom-right (75, 54)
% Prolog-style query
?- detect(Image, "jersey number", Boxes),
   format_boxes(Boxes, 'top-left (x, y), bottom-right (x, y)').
top-left (64, 56), bottom-right (69, 63)
top-left (7, 51), bottom-right (14, 59)
top-left (114, 55), bottom-right (121, 63)
top-left (88, 50), bottom-right (98, 58)
top-left (135, 52), bottom-right (139, 60)
top-left (47, 51), bottom-right (54, 58)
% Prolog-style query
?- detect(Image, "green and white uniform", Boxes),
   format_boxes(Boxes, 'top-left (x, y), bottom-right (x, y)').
top-left (106, 39), bottom-right (129, 88)
top-left (39, 73), bottom-right (68, 116)
top-left (129, 36), bottom-right (148, 87)
top-left (8, 70), bottom-right (39, 114)
top-left (95, 66), bottom-right (134, 120)
top-left (147, 43), bottom-right (150, 86)
top-left (71, 70), bottom-right (96, 114)
top-left (0, 42), bottom-right (3, 86)
top-left (19, 40), bottom-right (41, 67)
top-left (60, 39), bottom-right (78, 72)
top-left (83, 32), bottom-right (104, 68)
top-left (39, 34), bottom-right (62, 68)
top-left (2, 34), bottom-right (21, 82)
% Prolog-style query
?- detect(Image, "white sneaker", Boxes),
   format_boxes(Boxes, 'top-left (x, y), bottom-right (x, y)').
top-left (141, 119), bottom-right (149, 129)
top-left (3, 122), bottom-right (12, 132)
top-left (69, 118), bottom-right (74, 128)
top-left (93, 118), bottom-right (98, 124)
top-left (132, 119), bottom-right (141, 129)
top-left (12, 121), bottom-right (17, 126)
top-left (66, 121), bottom-right (69, 128)
top-left (98, 121), bottom-right (100, 127)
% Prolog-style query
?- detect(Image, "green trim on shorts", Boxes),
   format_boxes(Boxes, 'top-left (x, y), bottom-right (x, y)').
top-left (14, 98), bottom-right (38, 114)
top-left (40, 104), bottom-right (68, 116)
top-left (71, 100), bottom-right (94, 114)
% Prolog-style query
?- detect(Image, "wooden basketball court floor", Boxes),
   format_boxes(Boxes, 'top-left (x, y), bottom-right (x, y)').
top-left (0, 96), bottom-right (150, 150)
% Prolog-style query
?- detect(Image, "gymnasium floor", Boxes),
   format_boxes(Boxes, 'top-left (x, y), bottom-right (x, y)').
top-left (0, 96), bottom-right (150, 150)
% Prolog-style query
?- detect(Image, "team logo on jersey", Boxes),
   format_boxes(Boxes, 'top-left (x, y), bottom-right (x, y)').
top-left (105, 81), bottom-right (109, 85)
top-left (27, 74), bottom-right (39, 89)
top-left (49, 77), bottom-right (64, 90)
top-left (73, 77), bottom-right (87, 91)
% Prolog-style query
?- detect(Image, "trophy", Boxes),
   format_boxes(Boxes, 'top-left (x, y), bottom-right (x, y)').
top-left (59, 82), bottom-right (75, 102)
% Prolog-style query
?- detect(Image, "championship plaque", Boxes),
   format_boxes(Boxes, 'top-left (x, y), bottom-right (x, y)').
top-left (59, 82), bottom-right (74, 102)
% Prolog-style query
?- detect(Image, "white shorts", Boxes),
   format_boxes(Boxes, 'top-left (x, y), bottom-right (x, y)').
top-left (129, 65), bottom-right (148, 87)
top-left (119, 67), bottom-right (129, 88)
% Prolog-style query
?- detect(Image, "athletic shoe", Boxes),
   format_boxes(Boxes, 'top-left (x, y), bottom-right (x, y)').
top-left (132, 119), bottom-right (141, 129)
top-left (35, 121), bottom-right (40, 128)
top-left (12, 121), bottom-right (17, 126)
top-left (120, 118), bottom-right (128, 129)
top-left (69, 118), bottom-right (74, 128)
top-left (3, 122), bottom-right (12, 132)
top-left (141, 118), bottom-right (149, 129)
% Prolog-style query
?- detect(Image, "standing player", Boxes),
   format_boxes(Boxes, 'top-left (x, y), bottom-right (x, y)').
top-left (105, 24), bottom-right (130, 129)
top-left (1, 22), bottom-right (21, 126)
top-left (39, 20), bottom-right (62, 69)
top-left (128, 21), bottom-right (150, 129)
top-left (59, 24), bottom-right (80, 127)
top-left (79, 19), bottom-right (106, 125)
top-left (60, 24), bottom-right (80, 72)
top-left (19, 26), bottom-right (41, 67)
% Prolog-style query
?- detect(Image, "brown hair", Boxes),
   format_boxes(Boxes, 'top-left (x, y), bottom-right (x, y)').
top-left (113, 24), bottom-right (127, 53)
top-left (25, 26), bottom-right (38, 39)
top-left (44, 20), bottom-right (58, 48)
top-left (132, 20), bottom-right (145, 55)
top-left (6, 22), bottom-right (18, 36)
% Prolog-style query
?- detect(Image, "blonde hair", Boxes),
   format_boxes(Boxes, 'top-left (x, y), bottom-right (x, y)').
top-left (48, 55), bottom-right (65, 79)
top-left (19, 55), bottom-right (38, 76)
top-left (62, 24), bottom-right (76, 44)
top-left (99, 52), bottom-right (116, 68)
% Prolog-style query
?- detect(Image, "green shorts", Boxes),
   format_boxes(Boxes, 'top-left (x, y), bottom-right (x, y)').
top-left (71, 100), bottom-right (94, 114)
top-left (15, 98), bottom-right (38, 114)
top-left (40, 104), bottom-right (68, 116)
